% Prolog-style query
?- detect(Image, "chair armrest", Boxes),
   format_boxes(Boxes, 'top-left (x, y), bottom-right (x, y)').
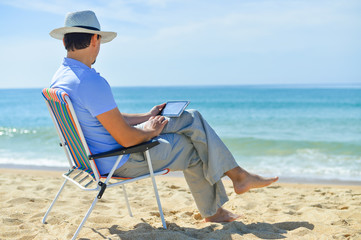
top-left (88, 140), bottom-right (160, 160)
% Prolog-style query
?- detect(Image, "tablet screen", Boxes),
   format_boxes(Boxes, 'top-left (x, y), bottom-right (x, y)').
top-left (161, 101), bottom-right (190, 117)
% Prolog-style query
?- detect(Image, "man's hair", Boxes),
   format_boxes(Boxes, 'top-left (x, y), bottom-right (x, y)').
top-left (64, 33), bottom-right (100, 51)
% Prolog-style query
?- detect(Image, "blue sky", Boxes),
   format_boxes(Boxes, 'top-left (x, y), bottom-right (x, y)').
top-left (0, 0), bottom-right (360, 88)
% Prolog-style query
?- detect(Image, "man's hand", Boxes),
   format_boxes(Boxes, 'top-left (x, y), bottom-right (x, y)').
top-left (121, 103), bottom-right (166, 126)
top-left (148, 103), bottom-right (166, 117)
top-left (97, 108), bottom-right (167, 147)
top-left (143, 115), bottom-right (168, 136)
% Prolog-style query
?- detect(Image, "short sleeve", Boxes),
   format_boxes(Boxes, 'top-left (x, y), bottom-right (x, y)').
top-left (77, 71), bottom-right (117, 117)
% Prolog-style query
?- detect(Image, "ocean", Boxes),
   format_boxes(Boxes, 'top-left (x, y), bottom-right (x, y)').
top-left (1, 85), bottom-right (360, 183)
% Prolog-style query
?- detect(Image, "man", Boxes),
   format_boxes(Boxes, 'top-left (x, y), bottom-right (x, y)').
top-left (50, 10), bottom-right (278, 222)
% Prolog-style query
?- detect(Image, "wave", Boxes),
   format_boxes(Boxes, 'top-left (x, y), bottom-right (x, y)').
top-left (0, 156), bottom-right (68, 168)
top-left (221, 137), bottom-right (361, 181)
top-left (222, 137), bottom-right (361, 157)
top-left (1, 128), bottom-right (360, 182)
top-left (236, 148), bottom-right (361, 182)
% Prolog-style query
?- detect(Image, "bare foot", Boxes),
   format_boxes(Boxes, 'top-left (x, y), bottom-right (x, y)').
top-left (204, 207), bottom-right (240, 223)
top-left (226, 167), bottom-right (279, 194)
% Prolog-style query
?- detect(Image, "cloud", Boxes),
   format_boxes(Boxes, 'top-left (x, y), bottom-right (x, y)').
top-left (106, 0), bottom-right (360, 59)
top-left (2, 0), bottom-right (360, 56)
top-left (0, 0), bottom-right (173, 22)
top-left (1, 0), bottom-right (81, 15)
top-left (2, 0), bottom-right (359, 28)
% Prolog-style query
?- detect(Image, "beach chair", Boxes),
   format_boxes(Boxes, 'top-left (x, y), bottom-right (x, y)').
top-left (41, 88), bottom-right (168, 240)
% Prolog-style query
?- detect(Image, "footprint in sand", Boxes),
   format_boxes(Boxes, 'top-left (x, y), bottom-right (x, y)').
top-left (7, 197), bottom-right (34, 204)
top-left (338, 206), bottom-right (349, 210)
top-left (30, 213), bottom-right (44, 219)
top-left (193, 213), bottom-right (202, 220)
top-left (133, 196), bottom-right (143, 201)
top-left (310, 203), bottom-right (323, 208)
top-left (2, 218), bottom-right (23, 226)
top-left (161, 192), bottom-right (174, 198)
top-left (169, 210), bottom-right (179, 215)
top-left (150, 211), bottom-right (161, 217)
top-left (36, 185), bottom-right (45, 190)
top-left (245, 201), bottom-right (257, 210)
top-left (181, 211), bottom-right (193, 217)
top-left (95, 205), bottom-right (111, 211)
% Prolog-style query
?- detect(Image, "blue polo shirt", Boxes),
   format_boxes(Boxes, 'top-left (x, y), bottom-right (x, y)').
top-left (51, 58), bottom-right (129, 175)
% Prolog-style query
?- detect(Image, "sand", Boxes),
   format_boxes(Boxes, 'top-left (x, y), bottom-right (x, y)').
top-left (0, 168), bottom-right (360, 240)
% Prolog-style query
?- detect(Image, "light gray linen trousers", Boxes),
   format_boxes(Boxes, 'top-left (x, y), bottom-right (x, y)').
top-left (114, 109), bottom-right (238, 217)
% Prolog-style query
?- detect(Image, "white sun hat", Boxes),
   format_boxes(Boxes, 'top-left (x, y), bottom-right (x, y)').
top-left (50, 10), bottom-right (117, 43)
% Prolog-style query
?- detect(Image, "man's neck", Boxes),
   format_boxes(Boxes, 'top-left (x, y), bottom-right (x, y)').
top-left (67, 49), bottom-right (93, 68)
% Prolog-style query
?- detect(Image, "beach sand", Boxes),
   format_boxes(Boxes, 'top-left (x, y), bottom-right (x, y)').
top-left (0, 169), bottom-right (360, 240)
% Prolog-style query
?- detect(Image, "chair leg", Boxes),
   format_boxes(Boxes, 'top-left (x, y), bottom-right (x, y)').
top-left (71, 192), bottom-right (100, 240)
top-left (144, 150), bottom-right (167, 229)
top-left (122, 185), bottom-right (133, 217)
top-left (42, 179), bottom-right (68, 224)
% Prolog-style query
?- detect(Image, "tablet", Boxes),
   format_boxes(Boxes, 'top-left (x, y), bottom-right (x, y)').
top-left (161, 101), bottom-right (190, 117)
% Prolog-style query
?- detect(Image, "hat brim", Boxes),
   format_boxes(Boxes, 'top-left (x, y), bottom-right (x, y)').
top-left (50, 27), bottom-right (117, 43)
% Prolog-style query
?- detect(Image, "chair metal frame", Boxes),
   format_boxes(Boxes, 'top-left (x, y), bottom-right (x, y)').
top-left (41, 88), bottom-right (167, 240)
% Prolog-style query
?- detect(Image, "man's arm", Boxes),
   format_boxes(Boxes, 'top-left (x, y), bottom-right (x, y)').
top-left (121, 103), bottom-right (166, 125)
top-left (97, 107), bottom-right (167, 147)
top-left (121, 112), bottom-right (152, 126)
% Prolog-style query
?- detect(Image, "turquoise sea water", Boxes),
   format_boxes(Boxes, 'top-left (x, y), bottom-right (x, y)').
top-left (0, 85), bottom-right (360, 182)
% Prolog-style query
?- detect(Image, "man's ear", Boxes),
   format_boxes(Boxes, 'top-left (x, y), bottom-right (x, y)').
top-left (62, 38), bottom-right (65, 47)
top-left (90, 34), bottom-right (98, 47)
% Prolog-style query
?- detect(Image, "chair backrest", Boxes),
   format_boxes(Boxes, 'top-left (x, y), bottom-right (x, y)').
top-left (42, 88), bottom-right (99, 180)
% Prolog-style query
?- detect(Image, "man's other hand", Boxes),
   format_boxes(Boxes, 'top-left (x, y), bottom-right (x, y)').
top-left (143, 115), bottom-right (168, 136)
top-left (148, 103), bottom-right (166, 117)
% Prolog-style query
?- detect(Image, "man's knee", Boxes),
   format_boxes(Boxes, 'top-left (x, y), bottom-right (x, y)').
top-left (185, 109), bottom-right (202, 119)
top-left (173, 109), bottom-right (201, 123)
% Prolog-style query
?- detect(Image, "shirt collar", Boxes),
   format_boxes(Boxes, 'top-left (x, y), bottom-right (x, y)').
top-left (63, 57), bottom-right (91, 70)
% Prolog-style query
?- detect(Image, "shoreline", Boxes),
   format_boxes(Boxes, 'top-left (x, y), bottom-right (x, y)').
top-left (1, 164), bottom-right (361, 186)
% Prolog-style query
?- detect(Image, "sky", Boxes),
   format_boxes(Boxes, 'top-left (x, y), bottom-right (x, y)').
top-left (0, 0), bottom-right (360, 88)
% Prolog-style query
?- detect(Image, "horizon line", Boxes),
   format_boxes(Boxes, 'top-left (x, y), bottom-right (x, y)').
top-left (1, 82), bottom-right (361, 90)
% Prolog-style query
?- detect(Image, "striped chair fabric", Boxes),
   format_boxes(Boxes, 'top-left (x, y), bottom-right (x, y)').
top-left (42, 88), bottom-right (96, 178)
